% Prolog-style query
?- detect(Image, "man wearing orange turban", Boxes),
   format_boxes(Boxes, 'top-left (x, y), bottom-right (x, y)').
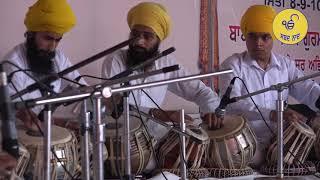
top-left (101, 2), bottom-right (221, 174)
top-left (2, 0), bottom-right (86, 132)
top-left (218, 5), bottom-right (320, 168)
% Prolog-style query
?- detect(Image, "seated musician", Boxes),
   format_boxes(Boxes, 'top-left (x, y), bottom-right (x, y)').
top-left (2, 0), bottom-right (86, 131)
top-left (217, 5), bottom-right (320, 168)
top-left (101, 1), bottom-right (222, 171)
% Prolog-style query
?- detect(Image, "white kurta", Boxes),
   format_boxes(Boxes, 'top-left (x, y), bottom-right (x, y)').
top-left (2, 43), bottom-right (86, 114)
top-left (220, 51), bottom-right (320, 145)
top-left (101, 49), bottom-right (220, 140)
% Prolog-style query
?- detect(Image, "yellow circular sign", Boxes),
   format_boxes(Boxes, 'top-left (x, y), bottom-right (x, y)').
top-left (273, 9), bottom-right (308, 45)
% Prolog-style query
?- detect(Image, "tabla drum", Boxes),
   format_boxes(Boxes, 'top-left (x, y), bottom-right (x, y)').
top-left (17, 125), bottom-right (78, 180)
top-left (311, 117), bottom-right (320, 160)
top-left (0, 144), bottom-right (29, 180)
top-left (260, 161), bottom-right (316, 176)
top-left (267, 120), bottom-right (316, 165)
top-left (157, 126), bottom-right (209, 169)
top-left (203, 115), bottom-right (257, 169)
top-left (15, 144), bottom-right (30, 178)
top-left (104, 114), bottom-right (153, 177)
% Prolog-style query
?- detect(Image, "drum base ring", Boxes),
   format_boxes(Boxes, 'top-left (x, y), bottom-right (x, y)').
top-left (155, 168), bottom-right (210, 179)
top-left (207, 166), bottom-right (253, 178)
top-left (260, 161), bottom-right (316, 176)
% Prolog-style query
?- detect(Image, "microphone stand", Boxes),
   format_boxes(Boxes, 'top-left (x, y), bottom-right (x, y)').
top-left (92, 96), bottom-right (105, 180)
top-left (43, 92), bottom-right (52, 180)
top-left (13, 69), bottom-right (233, 180)
top-left (11, 39), bottom-right (133, 100)
top-left (123, 88), bottom-right (133, 179)
top-left (231, 71), bottom-right (320, 179)
top-left (80, 99), bottom-right (91, 180)
top-left (179, 109), bottom-right (187, 180)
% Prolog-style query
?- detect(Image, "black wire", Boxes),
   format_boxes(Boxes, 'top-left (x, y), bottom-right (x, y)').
top-left (140, 89), bottom-right (198, 180)
top-left (234, 77), bottom-right (276, 136)
top-left (77, 74), bottom-right (107, 81)
top-left (60, 76), bottom-right (86, 87)
top-left (8, 69), bottom-right (32, 82)
top-left (131, 92), bottom-right (168, 180)
top-left (3, 61), bottom-right (57, 96)
top-left (235, 77), bottom-right (320, 178)
top-left (11, 82), bottom-right (75, 179)
top-left (110, 95), bottom-right (123, 180)
top-left (140, 89), bottom-right (177, 126)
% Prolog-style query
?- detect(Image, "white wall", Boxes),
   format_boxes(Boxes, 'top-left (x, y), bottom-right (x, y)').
top-left (0, 0), bottom-right (201, 113)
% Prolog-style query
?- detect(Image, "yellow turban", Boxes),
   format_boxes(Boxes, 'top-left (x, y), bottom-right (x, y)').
top-left (24, 0), bottom-right (76, 35)
top-left (240, 5), bottom-right (276, 39)
top-left (127, 2), bottom-right (172, 41)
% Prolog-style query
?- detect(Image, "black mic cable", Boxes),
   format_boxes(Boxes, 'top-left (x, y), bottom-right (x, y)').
top-left (215, 77), bottom-right (237, 118)
top-left (2, 61), bottom-right (57, 96)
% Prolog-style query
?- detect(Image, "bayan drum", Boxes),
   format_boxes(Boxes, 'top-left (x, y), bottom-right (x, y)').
top-left (203, 115), bottom-right (257, 169)
top-left (104, 114), bottom-right (153, 177)
top-left (267, 120), bottom-right (316, 165)
top-left (17, 125), bottom-right (78, 180)
top-left (157, 125), bottom-right (209, 169)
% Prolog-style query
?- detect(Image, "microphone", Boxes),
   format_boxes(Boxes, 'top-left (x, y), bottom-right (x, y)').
top-left (110, 47), bottom-right (176, 80)
top-left (11, 38), bottom-right (133, 100)
top-left (0, 64), bottom-right (19, 158)
top-left (215, 77), bottom-right (237, 118)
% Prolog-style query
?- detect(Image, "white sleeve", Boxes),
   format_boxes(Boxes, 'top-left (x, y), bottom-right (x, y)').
top-left (166, 56), bottom-right (220, 114)
top-left (220, 57), bottom-right (273, 122)
top-left (57, 52), bottom-right (88, 90)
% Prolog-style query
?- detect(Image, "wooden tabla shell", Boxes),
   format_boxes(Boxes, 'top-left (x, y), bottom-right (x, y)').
top-left (104, 115), bottom-right (153, 177)
top-left (203, 115), bottom-right (257, 169)
top-left (15, 144), bottom-right (30, 178)
top-left (267, 121), bottom-right (316, 165)
top-left (17, 125), bottom-right (78, 180)
top-left (311, 117), bottom-right (320, 160)
top-left (157, 126), bottom-right (209, 169)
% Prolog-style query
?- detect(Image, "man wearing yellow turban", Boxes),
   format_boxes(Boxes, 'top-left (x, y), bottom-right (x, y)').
top-left (2, 0), bottom-right (85, 132)
top-left (218, 5), bottom-right (320, 168)
top-left (101, 2), bottom-right (221, 174)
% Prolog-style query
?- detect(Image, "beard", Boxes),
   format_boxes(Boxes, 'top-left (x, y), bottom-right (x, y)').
top-left (127, 42), bottom-right (160, 68)
top-left (26, 37), bottom-right (56, 75)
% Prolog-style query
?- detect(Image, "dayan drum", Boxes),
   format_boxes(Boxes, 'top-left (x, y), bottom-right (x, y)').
top-left (267, 120), bottom-right (316, 165)
top-left (203, 115), bottom-right (257, 169)
top-left (17, 125), bottom-right (78, 180)
top-left (104, 114), bottom-right (153, 177)
top-left (157, 126), bottom-right (209, 169)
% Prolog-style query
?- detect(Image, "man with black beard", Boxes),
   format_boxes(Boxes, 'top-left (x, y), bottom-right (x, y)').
top-left (102, 2), bottom-right (221, 143)
top-left (2, 0), bottom-right (85, 131)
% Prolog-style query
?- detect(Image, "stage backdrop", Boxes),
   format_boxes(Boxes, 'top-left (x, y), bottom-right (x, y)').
top-left (217, 0), bottom-right (320, 84)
